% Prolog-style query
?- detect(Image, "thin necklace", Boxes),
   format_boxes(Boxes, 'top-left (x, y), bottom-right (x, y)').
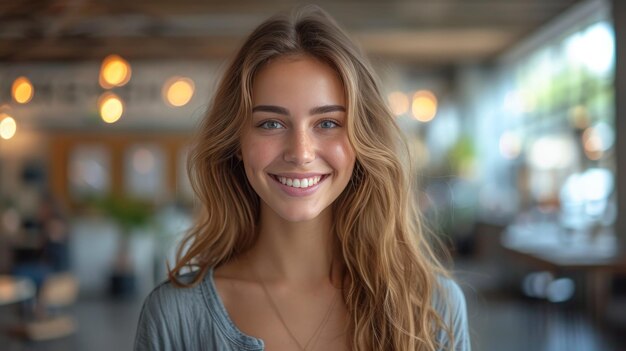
top-left (248, 256), bottom-right (339, 351)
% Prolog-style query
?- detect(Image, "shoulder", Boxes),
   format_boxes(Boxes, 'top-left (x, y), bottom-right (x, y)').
top-left (134, 271), bottom-right (212, 350)
top-left (433, 276), bottom-right (466, 316)
top-left (134, 269), bottom-right (263, 351)
top-left (142, 271), bottom-right (205, 311)
top-left (432, 276), bottom-right (471, 351)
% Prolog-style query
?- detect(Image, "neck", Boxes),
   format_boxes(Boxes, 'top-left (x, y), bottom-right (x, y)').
top-left (246, 205), bottom-right (340, 288)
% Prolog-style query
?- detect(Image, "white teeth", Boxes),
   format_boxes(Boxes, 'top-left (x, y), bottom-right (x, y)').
top-left (275, 175), bottom-right (325, 188)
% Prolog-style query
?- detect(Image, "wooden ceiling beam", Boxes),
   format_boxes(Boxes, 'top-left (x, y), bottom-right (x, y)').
top-left (0, 0), bottom-right (583, 66)
top-left (0, 36), bottom-right (242, 61)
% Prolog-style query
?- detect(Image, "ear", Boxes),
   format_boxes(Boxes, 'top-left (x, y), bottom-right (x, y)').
top-left (235, 149), bottom-right (242, 160)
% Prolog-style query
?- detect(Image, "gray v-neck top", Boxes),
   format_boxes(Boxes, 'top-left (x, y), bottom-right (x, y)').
top-left (134, 268), bottom-right (470, 350)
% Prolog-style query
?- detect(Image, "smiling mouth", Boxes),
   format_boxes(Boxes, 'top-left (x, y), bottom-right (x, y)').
top-left (269, 174), bottom-right (330, 189)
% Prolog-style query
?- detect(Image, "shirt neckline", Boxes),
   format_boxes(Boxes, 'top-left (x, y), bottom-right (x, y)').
top-left (203, 267), bottom-right (265, 350)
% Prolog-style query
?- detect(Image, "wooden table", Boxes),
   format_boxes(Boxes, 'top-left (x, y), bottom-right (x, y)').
top-left (501, 223), bottom-right (626, 321)
top-left (0, 275), bottom-right (36, 306)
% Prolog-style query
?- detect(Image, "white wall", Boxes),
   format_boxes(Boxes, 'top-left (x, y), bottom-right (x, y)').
top-left (70, 216), bottom-right (157, 296)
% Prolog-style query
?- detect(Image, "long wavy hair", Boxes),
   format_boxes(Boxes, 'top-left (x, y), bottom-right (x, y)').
top-left (169, 5), bottom-right (454, 350)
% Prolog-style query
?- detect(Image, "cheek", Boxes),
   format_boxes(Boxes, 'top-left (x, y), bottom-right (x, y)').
top-left (241, 137), bottom-right (279, 172)
top-left (328, 139), bottom-right (356, 174)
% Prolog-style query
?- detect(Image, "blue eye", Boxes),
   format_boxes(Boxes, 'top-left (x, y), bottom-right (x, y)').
top-left (319, 120), bottom-right (339, 128)
top-left (259, 120), bottom-right (284, 129)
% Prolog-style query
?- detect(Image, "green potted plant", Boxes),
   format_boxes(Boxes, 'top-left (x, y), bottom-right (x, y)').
top-left (95, 195), bottom-right (153, 298)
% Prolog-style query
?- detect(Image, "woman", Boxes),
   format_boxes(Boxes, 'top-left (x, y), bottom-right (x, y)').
top-left (135, 5), bottom-right (469, 351)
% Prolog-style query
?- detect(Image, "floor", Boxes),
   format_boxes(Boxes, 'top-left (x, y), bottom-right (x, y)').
top-left (0, 295), bottom-right (143, 351)
top-left (465, 291), bottom-right (623, 351)
top-left (457, 259), bottom-right (625, 351)
top-left (1, 263), bottom-right (624, 351)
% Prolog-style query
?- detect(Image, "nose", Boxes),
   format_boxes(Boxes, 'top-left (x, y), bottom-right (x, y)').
top-left (284, 129), bottom-right (315, 165)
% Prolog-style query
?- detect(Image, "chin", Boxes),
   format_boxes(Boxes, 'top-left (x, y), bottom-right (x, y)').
top-left (274, 206), bottom-right (324, 223)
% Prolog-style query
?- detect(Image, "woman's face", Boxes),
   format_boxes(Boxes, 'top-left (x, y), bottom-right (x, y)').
top-left (240, 54), bottom-right (356, 223)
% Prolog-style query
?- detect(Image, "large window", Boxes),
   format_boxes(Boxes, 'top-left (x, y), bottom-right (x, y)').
top-left (51, 133), bottom-right (192, 210)
top-left (479, 11), bottom-right (615, 221)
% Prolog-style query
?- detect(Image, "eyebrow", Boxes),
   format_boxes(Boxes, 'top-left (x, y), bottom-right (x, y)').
top-left (310, 105), bottom-right (346, 115)
top-left (252, 104), bottom-right (346, 116)
top-left (252, 105), bottom-right (290, 115)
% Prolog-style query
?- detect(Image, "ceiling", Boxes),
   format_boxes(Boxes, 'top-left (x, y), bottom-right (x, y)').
top-left (0, 0), bottom-right (583, 67)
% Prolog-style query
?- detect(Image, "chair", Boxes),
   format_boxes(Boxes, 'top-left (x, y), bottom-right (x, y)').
top-left (10, 272), bottom-right (79, 341)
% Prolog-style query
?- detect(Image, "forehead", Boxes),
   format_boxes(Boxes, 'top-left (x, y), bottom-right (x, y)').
top-left (251, 55), bottom-right (345, 108)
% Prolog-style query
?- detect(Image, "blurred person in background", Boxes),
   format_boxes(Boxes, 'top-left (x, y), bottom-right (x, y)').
top-left (11, 190), bottom-right (70, 317)
top-left (135, 5), bottom-right (469, 351)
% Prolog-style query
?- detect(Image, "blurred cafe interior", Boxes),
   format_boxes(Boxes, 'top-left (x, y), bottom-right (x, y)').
top-left (0, 0), bottom-right (625, 350)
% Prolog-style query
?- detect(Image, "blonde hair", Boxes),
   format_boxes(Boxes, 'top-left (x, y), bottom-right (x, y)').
top-left (170, 5), bottom-right (454, 350)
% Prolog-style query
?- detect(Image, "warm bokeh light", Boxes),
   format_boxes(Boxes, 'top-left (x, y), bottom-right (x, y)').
top-left (99, 55), bottom-right (132, 88)
top-left (163, 77), bottom-right (195, 107)
top-left (582, 122), bottom-right (614, 160)
top-left (569, 105), bottom-right (589, 129)
top-left (98, 93), bottom-right (124, 123)
top-left (387, 91), bottom-right (409, 116)
top-left (411, 90), bottom-right (438, 122)
top-left (0, 114), bottom-right (17, 140)
top-left (583, 133), bottom-right (603, 160)
top-left (12, 77), bottom-right (34, 104)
